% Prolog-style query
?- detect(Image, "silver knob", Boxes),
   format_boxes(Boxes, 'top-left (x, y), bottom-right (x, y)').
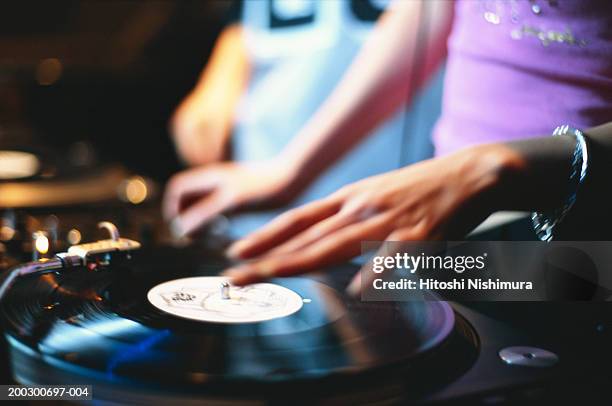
top-left (221, 281), bottom-right (231, 300)
top-left (499, 346), bottom-right (559, 367)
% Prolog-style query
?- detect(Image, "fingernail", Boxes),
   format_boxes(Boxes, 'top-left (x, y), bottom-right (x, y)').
top-left (346, 274), bottom-right (362, 298)
top-left (221, 266), bottom-right (250, 286)
top-left (220, 266), bottom-right (245, 278)
top-left (169, 216), bottom-right (185, 238)
top-left (226, 240), bottom-right (248, 259)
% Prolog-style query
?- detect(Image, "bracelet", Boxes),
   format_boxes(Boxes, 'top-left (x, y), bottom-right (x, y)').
top-left (531, 125), bottom-right (589, 241)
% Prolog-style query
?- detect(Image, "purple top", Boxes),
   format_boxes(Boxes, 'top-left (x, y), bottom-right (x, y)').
top-left (433, 0), bottom-right (612, 156)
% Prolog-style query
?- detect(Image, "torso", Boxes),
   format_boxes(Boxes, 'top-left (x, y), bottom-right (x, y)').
top-left (434, 0), bottom-right (612, 156)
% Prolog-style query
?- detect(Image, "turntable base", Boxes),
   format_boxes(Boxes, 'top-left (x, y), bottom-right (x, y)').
top-left (1, 246), bottom-right (477, 404)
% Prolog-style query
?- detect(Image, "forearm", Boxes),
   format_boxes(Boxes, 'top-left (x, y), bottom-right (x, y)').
top-left (171, 24), bottom-right (249, 165)
top-left (191, 24), bottom-right (249, 127)
top-left (476, 122), bottom-right (612, 219)
top-left (278, 0), bottom-right (454, 187)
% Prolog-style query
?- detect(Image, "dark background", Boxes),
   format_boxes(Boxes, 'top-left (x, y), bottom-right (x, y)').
top-left (0, 0), bottom-right (233, 181)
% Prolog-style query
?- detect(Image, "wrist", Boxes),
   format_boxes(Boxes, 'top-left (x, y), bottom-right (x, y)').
top-left (266, 154), bottom-right (307, 198)
top-left (459, 143), bottom-right (528, 213)
top-left (274, 146), bottom-right (318, 193)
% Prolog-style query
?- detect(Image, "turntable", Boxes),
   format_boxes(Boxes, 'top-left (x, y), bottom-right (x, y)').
top-left (0, 138), bottom-right (160, 211)
top-left (0, 141), bottom-right (164, 271)
top-left (0, 223), bottom-right (610, 404)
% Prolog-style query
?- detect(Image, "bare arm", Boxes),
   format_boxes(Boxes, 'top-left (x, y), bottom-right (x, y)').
top-left (171, 24), bottom-right (250, 166)
top-left (225, 123), bottom-right (612, 286)
top-left (279, 0), bottom-right (454, 187)
top-left (163, 1), bottom-right (455, 236)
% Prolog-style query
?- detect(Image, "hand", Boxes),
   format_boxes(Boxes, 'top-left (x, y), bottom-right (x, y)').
top-left (163, 159), bottom-right (299, 237)
top-left (170, 92), bottom-right (230, 166)
top-left (223, 144), bottom-right (521, 287)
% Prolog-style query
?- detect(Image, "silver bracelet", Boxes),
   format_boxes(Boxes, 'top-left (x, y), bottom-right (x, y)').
top-left (531, 125), bottom-right (589, 241)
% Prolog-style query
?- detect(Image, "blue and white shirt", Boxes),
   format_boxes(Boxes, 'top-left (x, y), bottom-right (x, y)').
top-left (229, 0), bottom-right (443, 237)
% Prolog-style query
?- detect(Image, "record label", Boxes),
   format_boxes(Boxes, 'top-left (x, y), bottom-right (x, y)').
top-left (147, 276), bottom-right (304, 323)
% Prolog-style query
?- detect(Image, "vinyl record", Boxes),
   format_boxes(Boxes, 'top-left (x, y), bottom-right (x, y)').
top-left (1, 246), bottom-right (478, 403)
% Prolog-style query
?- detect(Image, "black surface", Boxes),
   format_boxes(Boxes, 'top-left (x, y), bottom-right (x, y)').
top-left (0, 246), bottom-right (477, 403)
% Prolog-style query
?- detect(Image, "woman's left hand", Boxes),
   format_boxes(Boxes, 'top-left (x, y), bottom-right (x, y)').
top-left (223, 144), bottom-right (522, 288)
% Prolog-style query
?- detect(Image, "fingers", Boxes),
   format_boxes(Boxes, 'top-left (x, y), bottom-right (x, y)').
top-left (163, 168), bottom-right (219, 220)
top-left (226, 198), bottom-right (341, 259)
top-left (170, 191), bottom-right (229, 237)
top-left (264, 212), bottom-right (357, 257)
top-left (346, 226), bottom-right (432, 297)
top-left (347, 228), bottom-right (408, 296)
top-left (224, 215), bottom-right (391, 285)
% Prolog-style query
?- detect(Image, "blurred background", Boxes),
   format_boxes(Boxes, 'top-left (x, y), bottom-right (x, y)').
top-left (0, 1), bottom-right (236, 269)
top-left (0, 0), bottom-right (232, 180)
top-left (0, 0), bottom-right (446, 268)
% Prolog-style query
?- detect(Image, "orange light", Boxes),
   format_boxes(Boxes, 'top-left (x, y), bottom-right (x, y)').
top-left (0, 225), bottom-right (15, 241)
top-left (67, 229), bottom-right (82, 245)
top-left (125, 176), bottom-right (148, 204)
top-left (36, 58), bottom-right (63, 86)
top-left (34, 232), bottom-right (50, 254)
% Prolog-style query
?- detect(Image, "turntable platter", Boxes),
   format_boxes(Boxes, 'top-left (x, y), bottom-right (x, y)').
top-left (1, 246), bottom-right (478, 403)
